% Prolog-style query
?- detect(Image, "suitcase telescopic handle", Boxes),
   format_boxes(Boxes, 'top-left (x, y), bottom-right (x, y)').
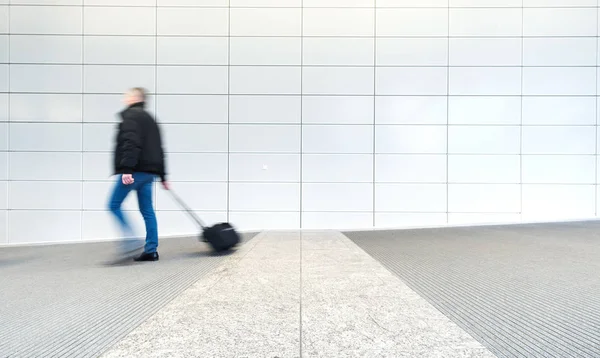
top-left (167, 189), bottom-right (206, 229)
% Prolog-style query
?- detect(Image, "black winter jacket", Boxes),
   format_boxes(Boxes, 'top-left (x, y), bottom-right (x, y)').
top-left (113, 102), bottom-right (167, 182)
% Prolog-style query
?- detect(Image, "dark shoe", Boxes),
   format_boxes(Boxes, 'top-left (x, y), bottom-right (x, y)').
top-left (134, 252), bottom-right (159, 262)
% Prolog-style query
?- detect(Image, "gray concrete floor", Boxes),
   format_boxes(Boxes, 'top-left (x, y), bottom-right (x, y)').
top-left (8, 223), bottom-right (596, 358)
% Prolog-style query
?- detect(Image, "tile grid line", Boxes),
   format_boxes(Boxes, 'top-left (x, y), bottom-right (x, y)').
top-left (299, 2), bottom-right (304, 356)
top-left (80, 1), bottom-right (84, 242)
top-left (299, 1), bottom-right (304, 229)
top-left (372, 1), bottom-right (377, 227)
top-left (154, 0), bottom-right (158, 213)
top-left (226, 0), bottom-right (231, 223)
top-left (594, 0), bottom-right (600, 217)
top-left (5, 2), bottom-right (9, 244)
top-left (520, 0), bottom-right (524, 218)
top-left (446, 0), bottom-right (450, 224)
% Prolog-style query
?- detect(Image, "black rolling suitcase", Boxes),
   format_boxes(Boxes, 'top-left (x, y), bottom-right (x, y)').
top-left (168, 190), bottom-right (241, 252)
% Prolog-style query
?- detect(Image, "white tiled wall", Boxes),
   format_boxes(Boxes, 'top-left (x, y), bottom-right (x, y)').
top-left (2, 1), bottom-right (599, 244)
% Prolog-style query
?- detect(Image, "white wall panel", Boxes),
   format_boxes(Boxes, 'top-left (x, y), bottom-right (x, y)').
top-left (523, 8), bottom-right (597, 36)
top-left (83, 124), bottom-right (113, 152)
top-left (228, 212), bottom-right (300, 231)
top-left (303, 154), bottom-right (373, 183)
top-left (449, 67), bottom-right (521, 95)
top-left (10, 123), bottom-right (81, 151)
top-left (377, 8), bottom-right (448, 36)
top-left (229, 125), bottom-right (300, 153)
top-left (0, 211), bottom-right (6, 244)
top-left (448, 97), bottom-right (521, 125)
top-left (451, 0), bottom-right (521, 6)
top-left (304, 38), bottom-right (374, 66)
top-left (10, 153), bottom-right (81, 181)
top-left (522, 97), bottom-right (596, 125)
top-left (375, 154), bottom-right (446, 183)
top-left (448, 126), bottom-right (520, 155)
top-left (230, 0), bottom-right (300, 6)
top-left (82, 153), bottom-right (113, 181)
top-left (0, 182), bottom-right (6, 210)
top-left (448, 155), bottom-right (520, 184)
top-left (230, 8), bottom-right (301, 36)
top-left (0, 7), bottom-right (6, 34)
top-left (450, 8), bottom-right (522, 37)
top-left (157, 66), bottom-right (227, 95)
top-left (0, 36), bottom-right (7, 63)
top-left (231, 38), bottom-right (301, 66)
top-left (0, 94), bottom-right (6, 122)
top-left (524, 0), bottom-right (596, 5)
top-left (11, 65), bottom-right (82, 93)
top-left (522, 156), bottom-right (595, 184)
top-left (0, 65), bottom-right (6, 92)
top-left (304, 0), bottom-right (373, 6)
top-left (378, 0), bottom-right (447, 6)
top-left (11, 35), bottom-right (82, 64)
top-left (377, 67), bottom-right (447, 95)
top-left (449, 38), bottom-right (521, 66)
top-left (167, 153), bottom-right (228, 182)
top-left (230, 154), bottom-right (300, 182)
top-left (10, 182), bottom-right (80, 210)
top-left (375, 184), bottom-right (446, 212)
top-left (85, 36), bottom-right (155, 65)
top-left (0, 153), bottom-right (6, 181)
top-left (375, 96), bottom-right (447, 125)
top-left (10, 94), bottom-right (82, 122)
top-left (11, 6), bottom-right (82, 35)
top-left (523, 38), bottom-right (596, 67)
top-left (162, 124), bottom-right (228, 153)
top-left (448, 213), bottom-right (521, 226)
top-left (156, 95), bottom-right (228, 124)
top-left (157, 37), bottom-right (228, 66)
top-left (303, 125), bottom-right (373, 154)
top-left (522, 185), bottom-right (596, 220)
top-left (84, 7), bottom-right (155, 36)
top-left (302, 212), bottom-right (373, 230)
top-left (375, 213), bottom-right (447, 228)
top-left (156, 182), bottom-right (227, 211)
top-left (229, 96), bottom-right (301, 124)
top-left (231, 67), bottom-right (301, 95)
top-left (303, 96), bottom-right (373, 125)
top-left (448, 184), bottom-right (521, 213)
top-left (84, 65), bottom-right (155, 94)
top-left (303, 183), bottom-right (373, 212)
top-left (377, 38), bottom-right (447, 66)
top-left (304, 67), bottom-right (374, 95)
top-left (522, 126), bottom-right (595, 155)
top-left (157, 8), bottom-right (228, 36)
top-left (229, 183), bottom-right (300, 211)
top-left (526, 67), bottom-right (597, 96)
top-left (9, 211), bottom-right (81, 244)
top-left (375, 125), bottom-right (447, 154)
top-left (303, 8), bottom-right (374, 37)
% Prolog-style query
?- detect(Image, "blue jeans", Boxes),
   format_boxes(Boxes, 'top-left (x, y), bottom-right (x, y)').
top-left (108, 172), bottom-right (158, 254)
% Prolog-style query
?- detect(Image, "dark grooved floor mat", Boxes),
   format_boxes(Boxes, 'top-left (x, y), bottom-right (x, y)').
top-left (0, 233), bottom-right (257, 358)
top-left (344, 221), bottom-right (600, 358)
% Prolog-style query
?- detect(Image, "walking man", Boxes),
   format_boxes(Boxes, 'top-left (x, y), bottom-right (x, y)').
top-left (109, 87), bottom-right (168, 262)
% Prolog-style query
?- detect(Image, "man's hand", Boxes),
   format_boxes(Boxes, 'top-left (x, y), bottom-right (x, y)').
top-left (122, 174), bottom-right (134, 185)
top-left (161, 181), bottom-right (170, 190)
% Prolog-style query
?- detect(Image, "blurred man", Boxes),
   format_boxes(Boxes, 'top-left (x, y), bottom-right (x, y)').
top-left (108, 87), bottom-right (168, 262)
